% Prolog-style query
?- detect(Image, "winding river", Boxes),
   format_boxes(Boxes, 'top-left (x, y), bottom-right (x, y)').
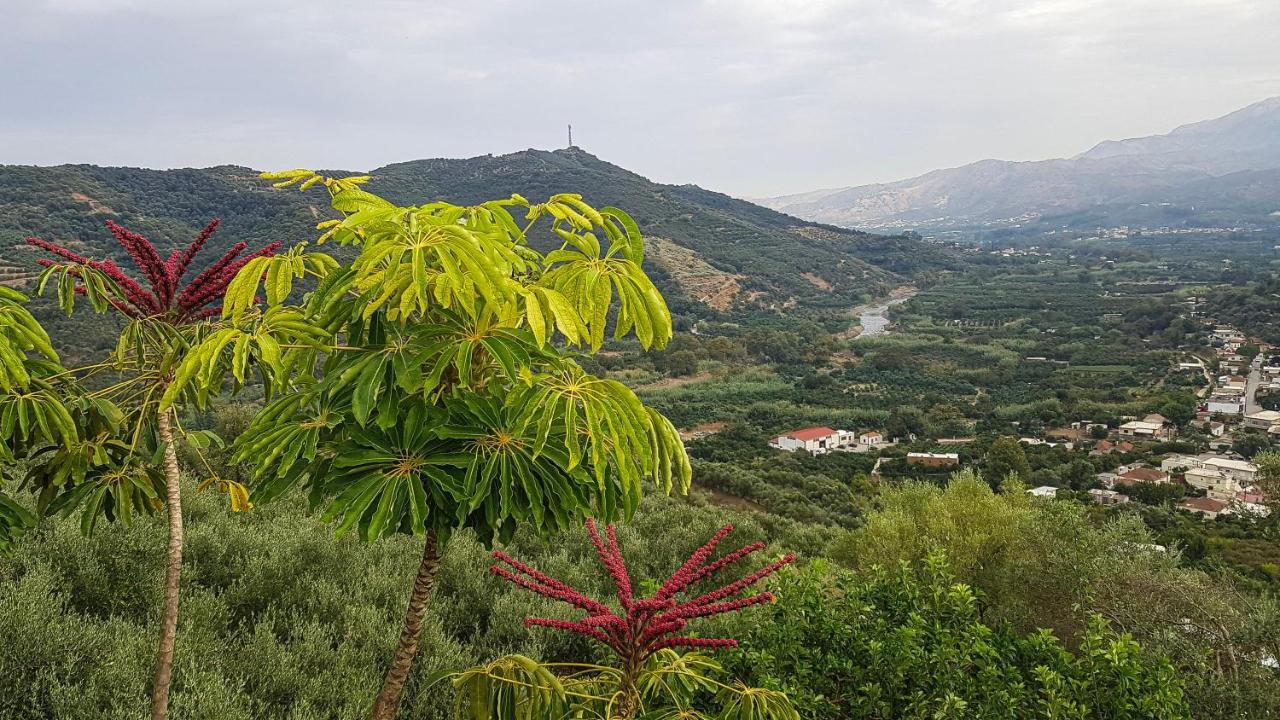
top-left (849, 287), bottom-right (918, 340)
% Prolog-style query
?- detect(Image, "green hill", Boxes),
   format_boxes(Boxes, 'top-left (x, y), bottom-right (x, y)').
top-left (0, 148), bottom-right (959, 352)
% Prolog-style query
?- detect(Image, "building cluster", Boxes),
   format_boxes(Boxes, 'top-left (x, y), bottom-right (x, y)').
top-left (1093, 453), bottom-right (1271, 519)
top-left (768, 426), bottom-right (884, 455)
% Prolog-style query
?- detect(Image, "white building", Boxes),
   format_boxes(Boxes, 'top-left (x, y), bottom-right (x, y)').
top-left (1205, 395), bottom-right (1245, 415)
top-left (858, 431), bottom-right (884, 446)
top-left (1089, 488), bottom-right (1130, 505)
top-left (770, 427), bottom-right (854, 453)
top-left (1027, 486), bottom-right (1059, 498)
top-left (1117, 420), bottom-right (1173, 440)
top-left (1184, 467), bottom-right (1242, 501)
top-left (1244, 410), bottom-right (1280, 430)
top-left (1204, 457), bottom-right (1257, 484)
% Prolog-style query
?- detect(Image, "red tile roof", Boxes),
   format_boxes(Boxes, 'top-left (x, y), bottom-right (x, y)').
top-left (784, 427), bottom-right (837, 441)
top-left (1180, 497), bottom-right (1228, 513)
top-left (1119, 468), bottom-right (1168, 483)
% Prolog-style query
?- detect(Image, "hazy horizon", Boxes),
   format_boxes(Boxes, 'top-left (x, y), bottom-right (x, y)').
top-left (3, 0), bottom-right (1278, 197)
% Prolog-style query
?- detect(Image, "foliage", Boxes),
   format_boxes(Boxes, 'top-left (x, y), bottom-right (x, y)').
top-left (727, 555), bottom-right (1192, 719)
top-left (179, 171), bottom-right (691, 548)
top-left (985, 436), bottom-right (1031, 484)
top-left (0, 483), bottom-right (801, 720)
top-left (449, 649), bottom-right (798, 720)
top-left (831, 470), bottom-right (1280, 718)
top-left (456, 519), bottom-right (798, 719)
top-left (492, 520), bottom-right (793, 660)
top-left (27, 219), bottom-right (279, 321)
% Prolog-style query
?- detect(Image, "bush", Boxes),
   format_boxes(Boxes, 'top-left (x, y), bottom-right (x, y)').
top-left (727, 556), bottom-right (1191, 719)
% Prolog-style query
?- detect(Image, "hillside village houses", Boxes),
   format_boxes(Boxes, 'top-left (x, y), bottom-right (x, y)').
top-left (906, 452), bottom-right (960, 468)
top-left (769, 427), bottom-right (853, 453)
top-left (770, 426), bottom-right (888, 454)
top-left (1089, 488), bottom-right (1130, 505)
top-left (1116, 413), bottom-right (1177, 441)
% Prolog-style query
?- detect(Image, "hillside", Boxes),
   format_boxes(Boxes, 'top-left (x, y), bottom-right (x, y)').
top-left (0, 149), bottom-right (958, 338)
top-left (762, 97), bottom-right (1280, 234)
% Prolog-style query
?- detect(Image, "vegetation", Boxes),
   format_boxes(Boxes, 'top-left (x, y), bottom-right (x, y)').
top-left (473, 520), bottom-right (795, 718)
top-left (4, 160), bottom-right (1280, 718)
top-left (16, 217), bottom-right (280, 720)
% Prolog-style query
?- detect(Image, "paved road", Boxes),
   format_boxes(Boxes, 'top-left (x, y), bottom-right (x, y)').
top-left (1246, 356), bottom-right (1264, 415)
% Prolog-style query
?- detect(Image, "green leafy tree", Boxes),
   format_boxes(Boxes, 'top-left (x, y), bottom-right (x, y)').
top-left (0, 287), bottom-right (61, 549)
top-left (172, 170), bottom-right (691, 720)
top-left (985, 436), bottom-right (1031, 485)
top-left (15, 219), bottom-right (284, 720)
top-left (727, 555), bottom-right (1191, 719)
top-left (1255, 450), bottom-right (1280, 500)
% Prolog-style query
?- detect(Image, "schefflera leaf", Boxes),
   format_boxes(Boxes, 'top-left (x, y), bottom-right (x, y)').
top-left (201, 170), bottom-right (688, 549)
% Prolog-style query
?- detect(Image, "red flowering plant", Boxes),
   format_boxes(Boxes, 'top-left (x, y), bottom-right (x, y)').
top-left (459, 520), bottom-right (798, 719)
top-left (17, 218), bottom-right (299, 720)
top-left (26, 218), bottom-right (279, 322)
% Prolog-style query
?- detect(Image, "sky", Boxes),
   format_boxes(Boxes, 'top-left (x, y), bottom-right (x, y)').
top-left (1, 0), bottom-right (1278, 197)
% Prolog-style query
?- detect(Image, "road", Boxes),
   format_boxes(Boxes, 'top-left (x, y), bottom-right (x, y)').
top-left (1246, 355), bottom-right (1264, 415)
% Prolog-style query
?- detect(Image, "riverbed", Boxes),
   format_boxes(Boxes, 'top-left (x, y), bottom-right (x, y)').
top-left (847, 286), bottom-right (918, 340)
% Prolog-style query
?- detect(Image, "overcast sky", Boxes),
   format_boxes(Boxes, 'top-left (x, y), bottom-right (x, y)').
top-left (2, 0), bottom-right (1277, 197)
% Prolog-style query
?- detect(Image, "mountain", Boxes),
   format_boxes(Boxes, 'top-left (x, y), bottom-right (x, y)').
top-left (0, 149), bottom-right (956, 338)
top-left (761, 97), bottom-right (1280, 234)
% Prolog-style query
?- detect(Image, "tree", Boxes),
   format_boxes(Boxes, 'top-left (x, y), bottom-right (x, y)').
top-left (1233, 432), bottom-right (1271, 459)
top-left (0, 287), bottom-right (60, 550)
top-left (1254, 450), bottom-right (1280, 502)
top-left (480, 520), bottom-right (796, 719)
top-left (17, 219), bottom-right (282, 720)
top-left (985, 436), bottom-right (1031, 485)
top-left (727, 554), bottom-right (1191, 719)
top-left (662, 349), bottom-right (699, 377)
top-left (828, 469), bottom-right (1280, 718)
top-left (173, 171), bottom-right (691, 720)
top-left (884, 406), bottom-right (925, 441)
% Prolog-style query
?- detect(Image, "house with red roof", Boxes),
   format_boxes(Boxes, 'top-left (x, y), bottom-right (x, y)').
top-left (1179, 497), bottom-right (1230, 519)
top-left (1113, 467), bottom-right (1170, 487)
top-left (769, 426), bottom-right (853, 454)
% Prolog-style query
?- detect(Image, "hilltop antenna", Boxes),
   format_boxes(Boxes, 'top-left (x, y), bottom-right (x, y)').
top-left (568, 124), bottom-right (574, 148)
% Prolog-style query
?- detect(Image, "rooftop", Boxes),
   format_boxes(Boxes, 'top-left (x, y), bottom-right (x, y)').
top-left (781, 427), bottom-right (838, 441)
top-left (1180, 497), bottom-right (1229, 512)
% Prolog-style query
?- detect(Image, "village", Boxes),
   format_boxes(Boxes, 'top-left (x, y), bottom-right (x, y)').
top-left (766, 320), bottom-right (1277, 521)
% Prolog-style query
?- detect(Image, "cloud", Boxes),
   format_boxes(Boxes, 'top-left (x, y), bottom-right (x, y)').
top-left (1, 0), bottom-right (1277, 196)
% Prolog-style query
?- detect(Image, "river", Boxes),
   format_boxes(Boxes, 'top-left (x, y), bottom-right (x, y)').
top-left (848, 287), bottom-right (918, 340)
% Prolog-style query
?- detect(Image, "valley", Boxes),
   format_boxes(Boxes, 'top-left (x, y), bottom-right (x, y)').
top-left (2, 139), bottom-right (1279, 720)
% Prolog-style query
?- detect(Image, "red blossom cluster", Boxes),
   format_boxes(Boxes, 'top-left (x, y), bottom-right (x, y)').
top-left (26, 219), bottom-right (278, 323)
top-left (490, 520), bottom-right (795, 663)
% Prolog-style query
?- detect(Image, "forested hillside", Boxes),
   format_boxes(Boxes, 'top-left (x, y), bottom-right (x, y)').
top-left (0, 149), bottom-right (959, 341)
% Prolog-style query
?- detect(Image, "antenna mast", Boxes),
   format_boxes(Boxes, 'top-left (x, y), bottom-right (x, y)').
top-left (568, 124), bottom-right (574, 148)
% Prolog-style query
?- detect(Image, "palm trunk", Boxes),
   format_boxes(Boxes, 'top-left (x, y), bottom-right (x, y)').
top-left (150, 408), bottom-right (184, 720)
top-left (369, 532), bottom-right (441, 720)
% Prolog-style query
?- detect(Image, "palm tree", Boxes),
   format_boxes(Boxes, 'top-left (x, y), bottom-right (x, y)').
top-left (172, 170), bottom-right (691, 719)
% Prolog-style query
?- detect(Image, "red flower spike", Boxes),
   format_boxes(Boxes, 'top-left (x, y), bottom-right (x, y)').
top-left (27, 219), bottom-right (275, 324)
top-left (491, 522), bottom-right (794, 666)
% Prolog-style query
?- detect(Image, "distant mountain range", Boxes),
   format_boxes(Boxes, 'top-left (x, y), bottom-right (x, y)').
top-left (0, 149), bottom-right (958, 334)
top-left (761, 97), bottom-right (1280, 235)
